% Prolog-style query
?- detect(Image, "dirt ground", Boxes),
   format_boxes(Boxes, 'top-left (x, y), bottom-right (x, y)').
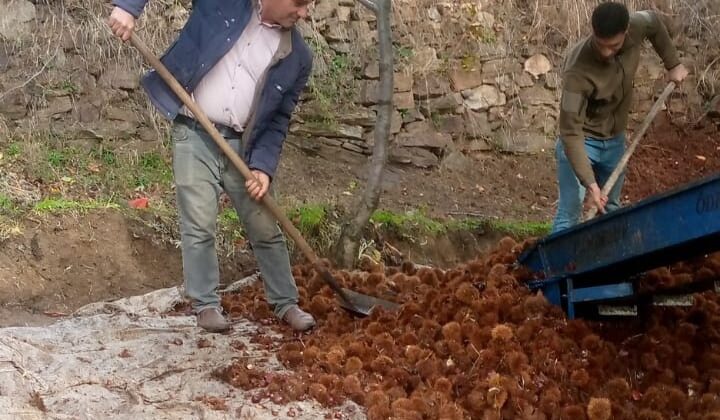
top-left (624, 115), bottom-right (720, 202)
top-left (0, 211), bottom-right (182, 325)
top-left (1, 115), bottom-right (718, 323)
top-left (275, 139), bottom-right (558, 221)
top-left (276, 114), bottom-right (720, 223)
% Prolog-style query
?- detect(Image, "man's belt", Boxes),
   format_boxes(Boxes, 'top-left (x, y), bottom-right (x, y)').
top-left (175, 114), bottom-right (242, 139)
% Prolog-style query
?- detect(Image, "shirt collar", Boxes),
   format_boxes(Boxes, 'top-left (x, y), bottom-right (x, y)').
top-left (257, 0), bottom-right (282, 29)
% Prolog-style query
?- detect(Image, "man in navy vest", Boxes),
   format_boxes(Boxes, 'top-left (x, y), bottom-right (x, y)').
top-left (108, 0), bottom-right (316, 332)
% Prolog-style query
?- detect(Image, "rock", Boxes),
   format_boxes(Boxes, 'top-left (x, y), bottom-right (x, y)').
top-left (105, 107), bottom-right (139, 123)
top-left (390, 146), bottom-right (439, 168)
top-left (413, 74), bottom-right (450, 99)
top-left (436, 114), bottom-right (466, 137)
top-left (0, 45), bottom-right (9, 71)
top-left (312, 0), bottom-right (336, 20)
top-left (351, 21), bottom-right (374, 49)
top-left (493, 129), bottom-right (552, 153)
top-left (394, 91), bottom-right (415, 110)
top-left (360, 80), bottom-right (379, 105)
top-left (99, 67), bottom-right (139, 90)
top-left (524, 54), bottom-right (553, 78)
top-left (391, 110), bottom-right (402, 133)
top-left (77, 102), bottom-right (100, 123)
top-left (337, 6), bottom-right (352, 22)
top-left (339, 108), bottom-right (376, 127)
top-left (296, 122), bottom-right (364, 140)
top-left (138, 127), bottom-right (160, 142)
top-left (0, 91), bottom-right (27, 119)
top-left (545, 72), bottom-right (560, 90)
top-left (410, 47), bottom-right (439, 73)
top-left (440, 150), bottom-right (473, 173)
top-left (462, 85), bottom-right (506, 110)
top-left (427, 6), bottom-right (442, 22)
top-left (353, 2), bottom-right (376, 22)
top-left (450, 69), bottom-right (484, 91)
top-left (518, 86), bottom-right (556, 106)
top-left (363, 61), bottom-right (379, 79)
top-left (325, 19), bottom-right (349, 42)
top-left (465, 138), bottom-right (493, 152)
top-left (402, 108), bottom-right (425, 124)
top-left (0, 0), bottom-right (36, 42)
top-left (488, 74), bottom-right (517, 95)
top-left (36, 96), bottom-right (72, 119)
top-left (342, 141), bottom-right (367, 154)
top-left (328, 42), bottom-right (351, 54)
top-left (476, 43), bottom-right (508, 62)
top-left (363, 110), bottom-right (402, 145)
top-left (482, 58), bottom-right (521, 79)
top-left (396, 121), bottom-right (451, 149)
top-left (420, 93), bottom-right (463, 115)
top-left (394, 72), bottom-right (413, 93)
top-left (475, 11), bottom-right (495, 28)
top-left (464, 111), bottom-right (494, 139)
top-left (317, 137), bottom-right (344, 147)
top-left (516, 72), bottom-right (535, 88)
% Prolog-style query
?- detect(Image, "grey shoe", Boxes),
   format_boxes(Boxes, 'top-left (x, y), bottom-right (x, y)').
top-left (282, 306), bottom-right (316, 332)
top-left (197, 307), bottom-right (231, 332)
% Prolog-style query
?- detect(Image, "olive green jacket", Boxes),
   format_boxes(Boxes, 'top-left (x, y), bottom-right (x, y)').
top-left (558, 11), bottom-right (681, 187)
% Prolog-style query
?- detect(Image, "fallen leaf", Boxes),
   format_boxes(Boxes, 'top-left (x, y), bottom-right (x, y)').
top-left (128, 197), bottom-right (149, 209)
top-left (87, 162), bottom-right (102, 172)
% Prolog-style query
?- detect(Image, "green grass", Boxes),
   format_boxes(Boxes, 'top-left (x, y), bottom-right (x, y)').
top-left (486, 220), bottom-right (551, 237)
top-left (289, 204), bottom-right (329, 236)
top-left (5, 143), bottom-right (21, 158)
top-left (0, 193), bottom-right (14, 212)
top-left (33, 198), bottom-right (120, 213)
top-left (370, 209), bottom-right (446, 235)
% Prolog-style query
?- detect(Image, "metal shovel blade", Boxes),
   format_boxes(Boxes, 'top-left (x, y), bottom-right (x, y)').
top-left (336, 287), bottom-right (400, 316)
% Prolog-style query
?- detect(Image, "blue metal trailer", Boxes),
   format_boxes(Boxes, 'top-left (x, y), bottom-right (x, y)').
top-left (517, 173), bottom-right (720, 319)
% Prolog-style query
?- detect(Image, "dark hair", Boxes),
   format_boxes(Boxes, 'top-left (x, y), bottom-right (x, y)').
top-left (591, 2), bottom-right (630, 39)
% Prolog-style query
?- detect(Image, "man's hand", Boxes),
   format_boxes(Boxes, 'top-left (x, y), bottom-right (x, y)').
top-left (668, 63), bottom-right (689, 84)
top-left (107, 7), bottom-right (135, 41)
top-left (246, 170), bottom-right (270, 201)
top-left (587, 182), bottom-right (608, 214)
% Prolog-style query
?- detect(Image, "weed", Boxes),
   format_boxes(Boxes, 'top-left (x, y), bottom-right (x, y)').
top-left (47, 150), bottom-right (67, 167)
top-left (290, 204), bottom-right (328, 235)
top-left (33, 198), bottom-right (119, 213)
top-left (6, 143), bottom-right (21, 158)
top-left (371, 209), bottom-right (445, 235)
top-left (487, 220), bottom-right (551, 237)
top-left (0, 194), bottom-right (14, 212)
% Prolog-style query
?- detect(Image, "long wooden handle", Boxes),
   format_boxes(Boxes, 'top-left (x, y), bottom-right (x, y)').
top-left (128, 33), bottom-right (355, 304)
top-left (584, 81), bottom-right (676, 220)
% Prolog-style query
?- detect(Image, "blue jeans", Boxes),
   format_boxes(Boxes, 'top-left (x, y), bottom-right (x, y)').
top-left (551, 134), bottom-right (626, 234)
top-left (171, 121), bottom-right (299, 318)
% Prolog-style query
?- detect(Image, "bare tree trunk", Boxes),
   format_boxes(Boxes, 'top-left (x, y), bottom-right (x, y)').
top-left (334, 0), bottom-right (393, 268)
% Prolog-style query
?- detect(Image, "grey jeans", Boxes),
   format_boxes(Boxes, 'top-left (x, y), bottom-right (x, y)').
top-left (171, 121), bottom-right (298, 318)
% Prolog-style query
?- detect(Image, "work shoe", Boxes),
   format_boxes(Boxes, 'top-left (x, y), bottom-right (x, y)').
top-left (282, 306), bottom-right (316, 332)
top-left (196, 307), bottom-right (231, 332)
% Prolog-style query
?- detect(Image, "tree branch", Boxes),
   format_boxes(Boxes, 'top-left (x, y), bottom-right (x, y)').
top-left (357, 0), bottom-right (377, 14)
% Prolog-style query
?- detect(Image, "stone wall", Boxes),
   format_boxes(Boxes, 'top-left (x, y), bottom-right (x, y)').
top-left (0, 0), bottom-right (713, 166)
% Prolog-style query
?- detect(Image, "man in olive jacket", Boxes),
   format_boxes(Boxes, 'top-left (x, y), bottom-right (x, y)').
top-left (552, 2), bottom-right (688, 233)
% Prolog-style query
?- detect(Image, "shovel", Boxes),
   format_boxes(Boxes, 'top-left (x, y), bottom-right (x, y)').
top-left (584, 81), bottom-right (676, 221)
top-left (128, 33), bottom-right (398, 316)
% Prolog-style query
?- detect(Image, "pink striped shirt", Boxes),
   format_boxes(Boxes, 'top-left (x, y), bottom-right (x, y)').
top-left (184, 7), bottom-right (282, 131)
